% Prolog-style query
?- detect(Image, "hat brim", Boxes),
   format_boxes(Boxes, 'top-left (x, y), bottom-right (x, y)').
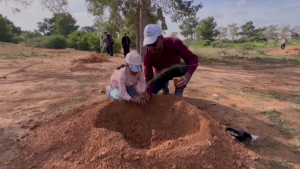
top-left (129, 64), bottom-right (142, 72)
top-left (143, 36), bottom-right (157, 46)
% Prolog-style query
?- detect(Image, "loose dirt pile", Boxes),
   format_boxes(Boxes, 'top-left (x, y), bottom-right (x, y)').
top-left (72, 53), bottom-right (109, 64)
top-left (14, 96), bottom-right (246, 169)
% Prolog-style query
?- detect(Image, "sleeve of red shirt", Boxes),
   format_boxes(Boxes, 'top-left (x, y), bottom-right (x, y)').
top-left (173, 38), bottom-right (199, 75)
top-left (143, 49), bottom-right (154, 94)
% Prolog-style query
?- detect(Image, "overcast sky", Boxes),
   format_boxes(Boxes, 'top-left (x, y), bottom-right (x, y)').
top-left (1, 0), bottom-right (300, 39)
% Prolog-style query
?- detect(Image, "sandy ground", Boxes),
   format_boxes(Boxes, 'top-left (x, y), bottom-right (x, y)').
top-left (267, 46), bottom-right (300, 57)
top-left (1, 44), bottom-right (300, 169)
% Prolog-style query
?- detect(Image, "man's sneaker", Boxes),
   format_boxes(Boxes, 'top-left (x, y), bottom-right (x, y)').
top-left (174, 88), bottom-right (184, 97)
top-left (162, 86), bottom-right (170, 95)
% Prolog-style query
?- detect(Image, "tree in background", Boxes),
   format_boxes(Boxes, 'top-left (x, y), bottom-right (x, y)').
top-left (54, 13), bottom-right (79, 36)
top-left (196, 16), bottom-right (219, 41)
top-left (22, 30), bottom-right (42, 39)
top-left (179, 17), bottom-right (199, 39)
top-left (1, 0), bottom-right (68, 13)
top-left (217, 27), bottom-right (228, 39)
top-left (240, 21), bottom-right (256, 38)
top-left (86, 0), bottom-right (202, 55)
top-left (280, 25), bottom-right (290, 39)
top-left (264, 24), bottom-right (280, 40)
top-left (290, 26), bottom-right (300, 40)
top-left (37, 13), bottom-right (79, 37)
top-left (81, 26), bottom-right (96, 32)
top-left (0, 15), bottom-right (14, 42)
top-left (228, 23), bottom-right (239, 40)
top-left (6, 19), bottom-right (22, 36)
top-left (170, 32), bottom-right (179, 38)
top-left (37, 18), bottom-right (53, 36)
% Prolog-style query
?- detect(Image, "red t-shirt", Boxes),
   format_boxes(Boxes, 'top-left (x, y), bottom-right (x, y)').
top-left (143, 37), bottom-right (199, 94)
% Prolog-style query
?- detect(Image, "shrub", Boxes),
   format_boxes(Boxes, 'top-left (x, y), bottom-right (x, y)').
top-left (25, 37), bottom-right (45, 47)
top-left (241, 43), bottom-right (256, 50)
top-left (248, 36), bottom-right (268, 42)
top-left (183, 38), bottom-right (197, 47)
top-left (211, 40), bottom-right (228, 48)
top-left (11, 36), bottom-right (23, 44)
top-left (237, 49), bottom-right (249, 56)
top-left (22, 31), bottom-right (41, 40)
top-left (42, 35), bottom-right (67, 49)
top-left (201, 40), bottom-right (211, 46)
top-left (256, 50), bottom-right (266, 55)
top-left (86, 33), bottom-right (101, 52)
top-left (233, 37), bottom-right (247, 43)
top-left (113, 38), bottom-right (122, 53)
top-left (67, 31), bottom-right (102, 52)
top-left (220, 38), bottom-right (231, 43)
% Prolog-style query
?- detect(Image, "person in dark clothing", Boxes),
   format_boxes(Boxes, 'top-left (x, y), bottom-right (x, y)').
top-left (122, 33), bottom-right (131, 57)
top-left (104, 32), bottom-right (114, 56)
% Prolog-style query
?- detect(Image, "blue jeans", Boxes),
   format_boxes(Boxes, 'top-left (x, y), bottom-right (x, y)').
top-left (151, 63), bottom-right (188, 94)
top-left (107, 86), bottom-right (138, 100)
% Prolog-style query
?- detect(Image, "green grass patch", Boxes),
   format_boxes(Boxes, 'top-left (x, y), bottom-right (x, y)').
top-left (264, 110), bottom-right (292, 135)
top-left (285, 104), bottom-right (300, 112)
top-left (227, 90), bottom-right (281, 100)
top-left (267, 160), bottom-right (293, 169)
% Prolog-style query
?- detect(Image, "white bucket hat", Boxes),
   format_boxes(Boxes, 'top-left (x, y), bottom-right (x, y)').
top-left (143, 24), bottom-right (162, 46)
top-left (125, 51), bottom-right (142, 72)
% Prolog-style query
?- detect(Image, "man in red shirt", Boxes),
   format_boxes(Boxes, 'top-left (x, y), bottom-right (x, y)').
top-left (143, 24), bottom-right (199, 97)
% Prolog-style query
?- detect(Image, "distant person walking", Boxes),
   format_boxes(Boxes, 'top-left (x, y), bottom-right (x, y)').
top-left (102, 35), bottom-right (110, 55)
top-left (122, 33), bottom-right (131, 57)
top-left (104, 32), bottom-right (114, 56)
top-left (281, 37), bottom-right (288, 50)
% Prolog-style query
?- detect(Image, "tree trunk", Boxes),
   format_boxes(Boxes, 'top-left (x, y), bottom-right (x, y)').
top-left (136, 6), bottom-right (141, 55)
top-left (139, 0), bottom-right (148, 56)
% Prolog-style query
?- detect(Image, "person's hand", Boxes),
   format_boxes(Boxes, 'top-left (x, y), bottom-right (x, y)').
top-left (138, 99), bottom-right (148, 106)
top-left (130, 96), bottom-right (148, 106)
top-left (176, 73), bottom-right (191, 88)
top-left (130, 97), bottom-right (141, 103)
top-left (140, 92), bottom-right (150, 102)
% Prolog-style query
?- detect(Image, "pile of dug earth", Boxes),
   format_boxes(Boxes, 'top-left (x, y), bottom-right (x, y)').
top-left (14, 95), bottom-right (248, 169)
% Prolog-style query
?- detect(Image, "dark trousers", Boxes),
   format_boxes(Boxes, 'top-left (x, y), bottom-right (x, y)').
top-left (151, 63), bottom-right (187, 94)
top-left (123, 45), bottom-right (130, 57)
top-left (106, 46), bottom-right (110, 55)
top-left (281, 44), bottom-right (286, 50)
top-left (108, 44), bottom-right (114, 56)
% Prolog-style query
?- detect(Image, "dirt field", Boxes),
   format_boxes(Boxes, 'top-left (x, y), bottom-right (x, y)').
top-left (267, 46), bottom-right (300, 57)
top-left (1, 43), bottom-right (300, 169)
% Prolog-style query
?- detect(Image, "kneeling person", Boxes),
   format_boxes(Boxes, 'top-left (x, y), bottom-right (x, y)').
top-left (143, 24), bottom-right (199, 97)
top-left (106, 52), bottom-right (149, 106)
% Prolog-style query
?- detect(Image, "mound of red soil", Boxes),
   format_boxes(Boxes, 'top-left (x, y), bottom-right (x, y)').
top-left (14, 96), bottom-right (246, 169)
top-left (72, 54), bottom-right (109, 64)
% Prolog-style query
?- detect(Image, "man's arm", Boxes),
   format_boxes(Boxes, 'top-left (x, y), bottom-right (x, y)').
top-left (174, 38), bottom-right (198, 78)
top-left (143, 49), bottom-right (154, 94)
top-left (128, 37), bottom-right (131, 44)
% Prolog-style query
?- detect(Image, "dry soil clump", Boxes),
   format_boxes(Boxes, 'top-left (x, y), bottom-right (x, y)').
top-left (15, 95), bottom-right (246, 169)
top-left (72, 53), bottom-right (109, 64)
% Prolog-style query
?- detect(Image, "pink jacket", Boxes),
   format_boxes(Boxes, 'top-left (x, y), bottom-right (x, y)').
top-left (111, 67), bottom-right (147, 100)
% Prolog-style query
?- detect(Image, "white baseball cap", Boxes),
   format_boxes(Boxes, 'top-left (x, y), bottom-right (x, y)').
top-left (143, 24), bottom-right (162, 46)
top-left (125, 51), bottom-right (142, 72)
